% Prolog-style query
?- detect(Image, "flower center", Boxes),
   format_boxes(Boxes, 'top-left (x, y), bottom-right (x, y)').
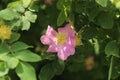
top-left (56, 32), bottom-right (66, 45)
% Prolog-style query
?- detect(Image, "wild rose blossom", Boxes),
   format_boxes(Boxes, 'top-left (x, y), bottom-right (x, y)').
top-left (40, 23), bottom-right (79, 60)
top-left (85, 56), bottom-right (94, 70)
top-left (44, 0), bottom-right (52, 4)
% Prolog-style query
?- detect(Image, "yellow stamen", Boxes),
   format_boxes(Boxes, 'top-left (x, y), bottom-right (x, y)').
top-left (70, 25), bottom-right (75, 30)
top-left (75, 35), bottom-right (81, 46)
top-left (0, 25), bottom-right (12, 40)
top-left (56, 33), bottom-right (66, 45)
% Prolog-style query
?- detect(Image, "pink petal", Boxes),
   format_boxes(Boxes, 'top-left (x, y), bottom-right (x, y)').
top-left (46, 25), bottom-right (57, 38)
top-left (58, 23), bottom-right (76, 36)
top-left (62, 44), bottom-right (75, 55)
top-left (65, 23), bottom-right (73, 29)
top-left (58, 23), bottom-right (72, 32)
top-left (40, 35), bottom-right (52, 45)
top-left (44, 0), bottom-right (52, 4)
top-left (57, 45), bottom-right (75, 60)
top-left (67, 36), bottom-right (76, 47)
top-left (47, 44), bottom-right (58, 52)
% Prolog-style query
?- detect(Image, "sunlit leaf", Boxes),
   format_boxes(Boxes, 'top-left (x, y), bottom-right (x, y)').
top-left (21, 16), bottom-right (31, 30)
top-left (16, 62), bottom-right (36, 80)
top-left (25, 11), bottom-right (37, 23)
top-left (0, 62), bottom-right (9, 77)
top-left (22, 0), bottom-right (31, 8)
top-left (14, 50), bottom-right (41, 62)
top-left (11, 41), bottom-right (32, 52)
top-left (95, 0), bottom-right (108, 7)
top-left (1, 54), bottom-right (19, 69)
top-left (0, 9), bottom-right (15, 20)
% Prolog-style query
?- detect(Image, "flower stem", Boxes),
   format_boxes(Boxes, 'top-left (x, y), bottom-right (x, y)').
top-left (108, 56), bottom-right (114, 80)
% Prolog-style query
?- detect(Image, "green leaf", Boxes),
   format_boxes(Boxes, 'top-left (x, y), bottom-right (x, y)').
top-left (105, 41), bottom-right (119, 57)
top-left (0, 62), bottom-right (9, 77)
top-left (53, 60), bottom-right (65, 75)
top-left (0, 53), bottom-right (8, 59)
top-left (82, 27), bottom-right (98, 40)
top-left (28, 1), bottom-right (39, 12)
top-left (15, 5), bottom-right (25, 13)
top-left (0, 76), bottom-right (11, 80)
top-left (14, 50), bottom-right (41, 62)
top-left (111, 58), bottom-right (120, 79)
top-left (115, 1), bottom-right (120, 9)
top-left (95, 0), bottom-right (108, 7)
top-left (39, 60), bottom-right (64, 80)
top-left (16, 62), bottom-right (36, 80)
top-left (22, 16), bottom-right (31, 30)
top-left (7, 0), bottom-right (22, 8)
top-left (25, 11), bottom-right (37, 23)
top-left (87, 4), bottom-right (101, 21)
top-left (67, 13), bottom-right (74, 23)
top-left (11, 41), bottom-right (32, 52)
top-left (97, 12), bottom-right (114, 29)
top-left (22, 0), bottom-right (31, 8)
top-left (39, 63), bottom-right (55, 80)
top-left (0, 9), bottom-right (15, 20)
top-left (1, 54), bottom-right (19, 69)
top-left (0, 44), bottom-right (9, 54)
top-left (57, 0), bottom-right (64, 10)
top-left (57, 10), bottom-right (67, 26)
top-left (7, 32), bottom-right (21, 43)
top-left (75, 1), bottom-right (88, 13)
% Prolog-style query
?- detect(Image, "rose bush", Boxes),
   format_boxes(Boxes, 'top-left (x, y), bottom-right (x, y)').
top-left (0, 0), bottom-right (120, 80)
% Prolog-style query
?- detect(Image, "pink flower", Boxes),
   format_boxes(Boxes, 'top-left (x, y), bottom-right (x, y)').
top-left (44, 0), bottom-right (52, 5)
top-left (40, 23), bottom-right (76, 60)
top-left (85, 56), bottom-right (94, 70)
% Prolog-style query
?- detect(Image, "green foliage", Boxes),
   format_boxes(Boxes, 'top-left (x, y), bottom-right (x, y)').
top-left (7, 32), bottom-right (21, 43)
top-left (57, 10), bottom-right (67, 26)
top-left (14, 50), bottom-right (41, 62)
top-left (97, 12), bottom-right (114, 29)
top-left (95, 0), bottom-right (108, 7)
top-left (39, 63), bottom-right (55, 80)
top-left (22, 0), bottom-right (31, 8)
top-left (1, 54), bottom-right (19, 69)
top-left (105, 40), bottom-right (119, 57)
top-left (16, 62), bottom-right (36, 80)
top-left (0, 0), bottom-right (120, 80)
top-left (0, 44), bottom-right (9, 53)
top-left (21, 16), bottom-right (31, 30)
top-left (0, 62), bottom-right (9, 77)
top-left (25, 11), bottom-right (37, 23)
top-left (11, 41), bottom-right (32, 52)
top-left (57, 0), bottom-right (73, 25)
top-left (0, 9), bottom-right (17, 20)
top-left (0, 76), bottom-right (11, 80)
top-left (39, 60), bottom-right (65, 80)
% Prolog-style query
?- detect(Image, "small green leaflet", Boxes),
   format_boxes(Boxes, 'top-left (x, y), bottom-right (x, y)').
top-left (105, 40), bottom-right (119, 57)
